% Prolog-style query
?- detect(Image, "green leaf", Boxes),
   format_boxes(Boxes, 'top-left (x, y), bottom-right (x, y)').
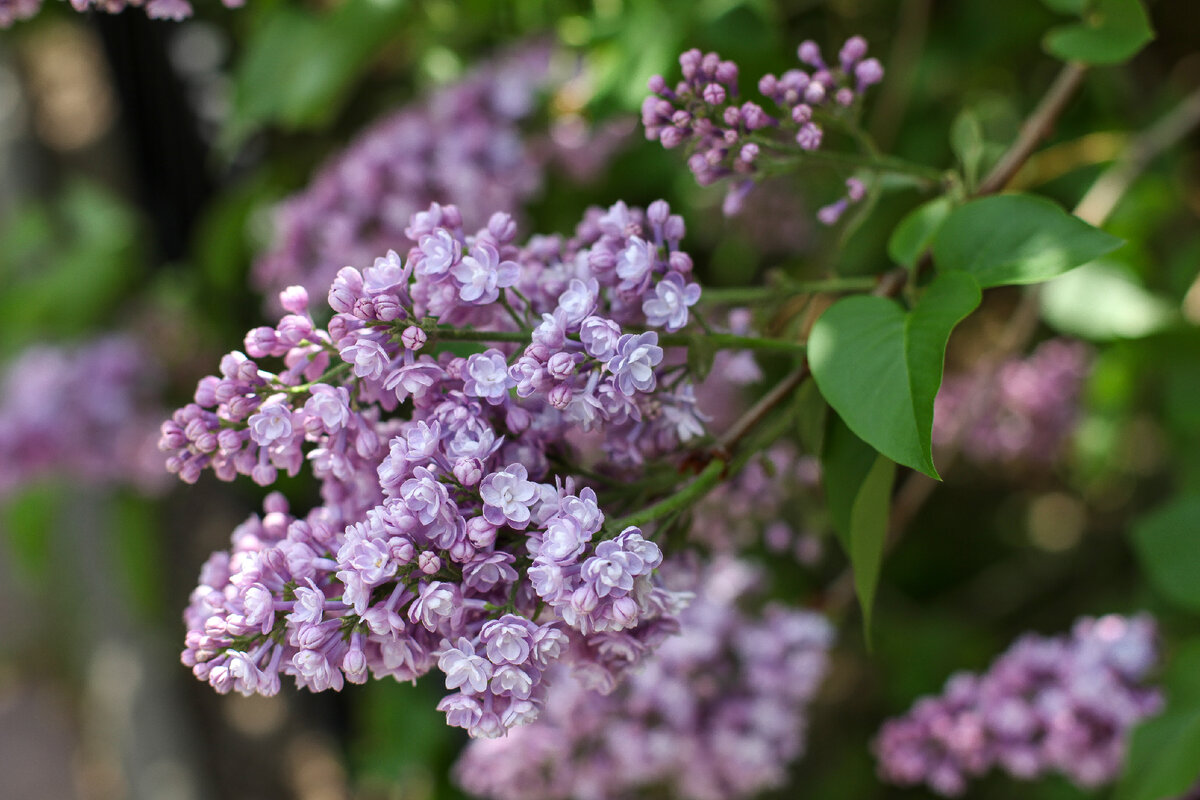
top-left (932, 194), bottom-right (1123, 288)
top-left (1044, 0), bottom-right (1155, 65)
top-left (1130, 496), bottom-right (1200, 613)
top-left (888, 197), bottom-right (954, 270)
top-left (822, 418), bottom-right (896, 638)
top-left (1116, 709), bottom-right (1200, 800)
top-left (686, 334), bottom-right (718, 382)
top-left (794, 381), bottom-right (829, 457)
top-left (223, 0), bottom-right (411, 150)
top-left (1040, 0), bottom-right (1087, 13)
top-left (951, 110), bottom-right (985, 192)
top-left (1040, 259), bottom-right (1177, 340)
top-left (809, 271), bottom-right (982, 478)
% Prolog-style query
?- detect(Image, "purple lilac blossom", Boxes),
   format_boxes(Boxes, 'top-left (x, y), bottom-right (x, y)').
top-left (0, 0), bottom-right (242, 26)
top-left (933, 338), bottom-right (1091, 467)
top-left (455, 558), bottom-right (835, 800)
top-left (0, 336), bottom-right (166, 497)
top-left (643, 39), bottom-right (884, 217)
top-left (874, 613), bottom-right (1162, 796)
top-left (166, 200), bottom-right (711, 737)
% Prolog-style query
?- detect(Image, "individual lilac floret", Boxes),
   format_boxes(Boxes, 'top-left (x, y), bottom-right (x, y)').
top-left (608, 333), bottom-right (664, 396)
top-left (451, 242), bottom-right (520, 305)
top-left (643, 38), bottom-right (884, 218)
top-left (874, 613), bottom-right (1162, 796)
top-left (464, 350), bottom-right (517, 405)
top-left (817, 177), bottom-right (868, 226)
top-left (455, 558), bottom-right (836, 800)
top-left (643, 271), bottom-right (702, 331)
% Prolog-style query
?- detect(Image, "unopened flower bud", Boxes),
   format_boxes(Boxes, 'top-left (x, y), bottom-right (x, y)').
top-left (401, 325), bottom-right (427, 351)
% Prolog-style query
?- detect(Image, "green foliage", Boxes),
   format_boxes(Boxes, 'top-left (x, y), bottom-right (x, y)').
top-left (1116, 639), bottom-right (1200, 800)
top-left (1130, 496), bottom-right (1200, 613)
top-left (1043, 0), bottom-right (1154, 65)
top-left (888, 197), bottom-right (953, 270)
top-left (809, 271), bottom-right (982, 478)
top-left (822, 418), bottom-right (896, 638)
top-left (932, 194), bottom-right (1123, 288)
top-left (223, 0), bottom-right (412, 149)
top-left (0, 181), bottom-right (142, 356)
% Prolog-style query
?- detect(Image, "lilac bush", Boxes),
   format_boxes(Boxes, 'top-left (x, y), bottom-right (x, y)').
top-left (153, 18), bottom-right (1187, 798)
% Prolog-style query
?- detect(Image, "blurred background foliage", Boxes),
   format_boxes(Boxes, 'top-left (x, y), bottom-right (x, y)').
top-left (0, 0), bottom-right (1198, 798)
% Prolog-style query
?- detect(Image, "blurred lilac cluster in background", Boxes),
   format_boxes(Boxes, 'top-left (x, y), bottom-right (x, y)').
top-left (933, 338), bottom-right (1092, 466)
top-left (254, 46), bottom-right (554, 308)
top-left (0, 336), bottom-right (165, 496)
top-left (874, 613), bottom-right (1161, 795)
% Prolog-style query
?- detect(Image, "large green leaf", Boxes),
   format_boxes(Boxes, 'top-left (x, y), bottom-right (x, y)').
top-left (888, 197), bottom-right (953, 270)
top-left (1044, 0), bottom-right (1154, 65)
top-left (822, 419), bottom-right (895, 638)
top-left (1116, 637), bottom-right (1200, 800)
top-left (1130, 496), bottom-right (1200, 613)
top-left (1116, 709), bottom-right (1200, 800)
top-left (932, 194), bottom-right (1123, 288)
top-left (809, 271), bottom-right (982, 478)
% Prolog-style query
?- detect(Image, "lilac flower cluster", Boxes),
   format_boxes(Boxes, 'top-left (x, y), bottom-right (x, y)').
top-left (254, 47), bottom-right (551, 308)
top-left (167, 200), bottom-right (711, 736)
top-left (0, 0), bottom-right (242, 26)
top-left (455, 557), bottom-right (835, 800)
top-left (0, 336), bottom-right (165, 497)
top-left (642, 38), bottom-right (883, 216)
top-left (934, 338), bottom-right (1091, 467)
top-left (874, 614), bottom-right (1162, 796)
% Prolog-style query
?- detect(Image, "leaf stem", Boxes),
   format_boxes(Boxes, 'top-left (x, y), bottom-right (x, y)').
top-left (604, 458), bottom-right (727, 533)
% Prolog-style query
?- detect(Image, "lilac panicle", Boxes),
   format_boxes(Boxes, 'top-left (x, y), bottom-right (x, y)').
top-left (168, 199), bottom-right (711, 738)
top-left (874, 613), bottom-right (1162, 795)
top-left (643, 37), bottom-right (884, 218)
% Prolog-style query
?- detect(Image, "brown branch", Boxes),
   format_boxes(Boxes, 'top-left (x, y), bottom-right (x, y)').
top-left (976, 62), bottom-right (1090, 196)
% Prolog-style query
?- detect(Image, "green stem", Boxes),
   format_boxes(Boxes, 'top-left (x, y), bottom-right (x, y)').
top-left (604, 458), bottom-right (727, 533)
top-left (746, 133), bottom-right (945, 183)
top-left (700, 275), bottom-right (877, 304)
top-left (280, 361), bottom-right (352, 393)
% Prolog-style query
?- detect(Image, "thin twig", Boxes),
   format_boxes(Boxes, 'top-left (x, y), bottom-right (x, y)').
top-left (715, 364), bottom-right (810, 455)
top-left (976, 62), bottom-right (1089, 196)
